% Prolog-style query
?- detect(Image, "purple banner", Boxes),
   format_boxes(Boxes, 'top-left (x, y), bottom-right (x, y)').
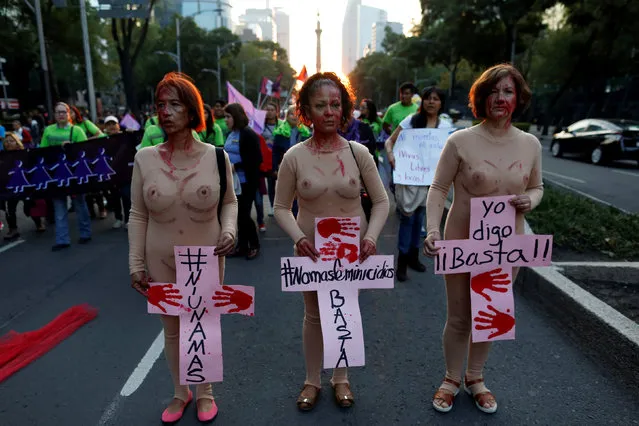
top-left (226, 82), bottom-right (266, 135)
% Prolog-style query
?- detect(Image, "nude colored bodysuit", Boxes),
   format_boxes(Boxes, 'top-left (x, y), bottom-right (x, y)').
top-left (425, 123), bottom-right (543, 387)
top-left (274, 139), bottom-right (390, 387)
top-left (128, 142), bottom-right (237, 402)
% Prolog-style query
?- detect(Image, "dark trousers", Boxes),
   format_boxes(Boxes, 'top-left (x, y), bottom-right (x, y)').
top-left (267, 176), bottom-right (276, 210)
top-left (237, 182), bottom-right (260, 252)
top-left (1, 199), bottom-right (41, 230)
top-left (109, 185), bottom-right (131, 222)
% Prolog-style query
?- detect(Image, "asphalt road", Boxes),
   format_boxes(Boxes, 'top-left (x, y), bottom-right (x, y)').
top-left (0, 210), bottom-right (638, 426)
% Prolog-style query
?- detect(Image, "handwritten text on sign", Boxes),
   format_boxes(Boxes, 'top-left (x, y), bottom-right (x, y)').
top-left (281, 217), bottom-right (394, 369)
top-left (392, 128), bottom-right (451, 186)
top-left (434, 196), bottom-right (553, 342)
top-left (147, 246), bottom-right (254, 384)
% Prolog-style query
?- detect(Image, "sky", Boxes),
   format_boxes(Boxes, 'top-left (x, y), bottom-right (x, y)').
top-left (230, 0), bottom-right (423, 76)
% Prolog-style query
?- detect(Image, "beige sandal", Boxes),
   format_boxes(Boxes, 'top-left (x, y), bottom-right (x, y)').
top-left (296, 384), bottom-right (320, 411)
top-left (333, 383), bottom-right (354, 408)
top-left (465, 376), bottom-right (497, 414)
top-left (432, 377), bottom-right (461, 413)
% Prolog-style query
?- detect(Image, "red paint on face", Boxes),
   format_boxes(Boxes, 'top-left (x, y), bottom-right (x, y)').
top-left (486, 76), bottom-right (517, 125)
top-left (156, 87), bottom-right (190, 135)
top-left (309, 84), bottom-right (342, 134)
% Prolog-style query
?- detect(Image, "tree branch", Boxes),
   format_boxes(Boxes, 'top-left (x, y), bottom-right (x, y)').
top-left (131, 0), bottom-right (157, 67)
top-left (111, 18), bottom-right (123, 54)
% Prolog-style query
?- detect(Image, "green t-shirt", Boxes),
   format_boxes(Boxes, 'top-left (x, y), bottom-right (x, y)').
top-left (382, 102), bottom-right (418, 131)
top-left (216, 118), bottom-right (229, 139)
top-left (138, 125), bottom-right (204, 149)
top-left (40, 124), bottom-right (88, 147)
top-left (145, 115), bottom-right (158, 129)
top-left (362, 117), bottom-right (383, 138)
top-left (199, 123), bottom-right (224, 147)
top-left (77, 120), bottom-right (102, 137)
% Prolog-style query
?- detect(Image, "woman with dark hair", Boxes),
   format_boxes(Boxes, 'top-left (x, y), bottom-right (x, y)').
top-left (423, 64), bottom-right (542, 414)
top-left (262, 101), bottom-right (282, 216)
top-left (359, 99), bottom-right (383, 139)
top-left (274, 72), bottom-right (389, 411)
top-left (200, 103), bottom-right (224, 146)
top-left (384, 86), bottom-right (451, 282)
top-left (40, 102), bottom-right (92, 251)
top-left (69, 105), bottom-right (103, 138)
top-left (128, 72), bottom-right (237, 423)
top-left (223, 103), bottom-right (262, 259)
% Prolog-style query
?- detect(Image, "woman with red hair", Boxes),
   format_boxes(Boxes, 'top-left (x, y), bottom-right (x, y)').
top-left (128, 72), bottom-right (237, 423)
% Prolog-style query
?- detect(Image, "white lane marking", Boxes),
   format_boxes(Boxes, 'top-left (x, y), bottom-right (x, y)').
top-left (0, 239), bottom-right (25, 253)
top-left (96, 395), bottom-right (121, 426)
top-left (120, 330), bottom-right (164, 396)
top-left (553, 261), bottom-right (639, 268)
top-left (611, 169), bottom-right (639, 178)
top-left (543, 170), bottom-right (586, 184)
top-left (544, 178), bottom-right (631, 214)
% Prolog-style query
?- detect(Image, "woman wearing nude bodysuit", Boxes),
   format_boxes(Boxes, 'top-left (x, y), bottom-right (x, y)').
top-left (423, 64), bottom-right (544, 414)
top-left (274, 72), bottom-right (389, 411)
top-left (128, 73), bottom-right (237, 424)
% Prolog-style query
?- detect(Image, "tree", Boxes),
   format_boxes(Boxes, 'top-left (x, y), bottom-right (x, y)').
top-left (111, 0), bottom-right (157, 115)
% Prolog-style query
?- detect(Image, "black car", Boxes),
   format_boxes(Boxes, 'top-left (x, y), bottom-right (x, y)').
top-left (550, 118), bottom-right (639, 165)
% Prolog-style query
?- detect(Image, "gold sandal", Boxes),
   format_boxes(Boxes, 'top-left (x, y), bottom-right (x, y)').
top-left (296, 384), bottom-right (320, 411)
top-left (333, 383), bottom-right (354, 408)
top-left (465, 376), bottom-right (497, 414)
top-left (432, 377), bottom-right (461, 413)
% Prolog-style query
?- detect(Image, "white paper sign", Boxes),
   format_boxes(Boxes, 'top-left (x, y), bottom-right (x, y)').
top-left (392, 128), bottom-right (452, 186)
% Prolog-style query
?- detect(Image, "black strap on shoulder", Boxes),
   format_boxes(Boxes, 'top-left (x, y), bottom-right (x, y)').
top-left (348, 141), bottom-right (369, 194)
top-left (215, 147), bottom-right (226, 225)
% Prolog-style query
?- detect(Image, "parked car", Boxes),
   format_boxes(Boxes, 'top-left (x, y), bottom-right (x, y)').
top-left (550, 118), bottom-right (639, 165)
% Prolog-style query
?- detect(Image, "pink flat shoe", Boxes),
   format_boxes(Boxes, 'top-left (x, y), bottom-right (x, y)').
top-left (197, 398), bottom-right (218, 423)
top-left (161, 390), bottom-right (193, 424)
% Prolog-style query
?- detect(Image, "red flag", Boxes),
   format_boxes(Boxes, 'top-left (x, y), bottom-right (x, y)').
top-left (296, 66), bottom-right (308, 83)
top-left (271, 73), bottom-right (283, 99)
top-left (260, 77), bottom-right (269, 96)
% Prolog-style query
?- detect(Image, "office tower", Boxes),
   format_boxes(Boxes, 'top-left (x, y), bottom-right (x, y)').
top-left (154, 0), bottom-right (183, 28)
top-left (181, 0), bottom-right (233, 31)
top-left (342, 0), bottom-right (360, 75)
top-left (274, 9), bottom-right (290, 57)
top-left (238, 8), bottom-right (277, 42)
top-left (371, 21), bottom-right (403, 53)
top-left (357, 6), bottom-right (387, 59)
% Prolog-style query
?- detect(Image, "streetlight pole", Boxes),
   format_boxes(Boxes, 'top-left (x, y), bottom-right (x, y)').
top-left (217, 46), bottom-right (222, 98)
top-left (34, 0), bottom-right (53, 120)
top-left (79, 0), bottom-right (97, 122)
top-left (0, 58), bottom-right (9, 104)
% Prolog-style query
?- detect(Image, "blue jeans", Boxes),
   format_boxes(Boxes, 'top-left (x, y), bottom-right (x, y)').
top-left (255, 189), bottom-right (264, 226)
top-left (397, 206), bottom-right (425, 255)
top-left (53, 196), bottom-right (91, 245)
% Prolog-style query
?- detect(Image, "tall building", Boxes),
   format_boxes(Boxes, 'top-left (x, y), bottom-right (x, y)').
top-left (371, 21), bottom-right (403, 53)
top-left (341, 0), bottom-right (360, 76)
top-left (274, 9), bottom-right (290, 58)
top-left (154, 0), bottom-right (183, 28)
top-left (357, 6), bottom-right (386, 59)
top-left (238, 8), bottom-right (277, 42)
top-left (181, 0), bottom-right (232, 31)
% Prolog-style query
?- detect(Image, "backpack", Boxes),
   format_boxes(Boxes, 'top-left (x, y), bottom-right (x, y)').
top-left (215, 147), bottom-right (226, 225)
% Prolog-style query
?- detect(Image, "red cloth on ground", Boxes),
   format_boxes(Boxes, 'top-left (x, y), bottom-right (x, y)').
top-left (0, 304), bottom-right (98, 383)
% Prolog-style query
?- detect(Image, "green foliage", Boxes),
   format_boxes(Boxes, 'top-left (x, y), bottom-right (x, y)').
top-left (527, 184), bottom-right (639, 260)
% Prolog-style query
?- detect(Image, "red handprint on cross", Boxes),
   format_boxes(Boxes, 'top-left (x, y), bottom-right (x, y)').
top-left (213, 285), bottom-right (254, 313)
top-left (471, 268), bottom-right (511, 302)
top-left (319, 237), bottom-right (359, 263)
top-left (147, 284), bottom-right (183, 313)
top-left (317, 217), bottom-right (360, 239)
top-left (474, 305), bottom-right (515, 340)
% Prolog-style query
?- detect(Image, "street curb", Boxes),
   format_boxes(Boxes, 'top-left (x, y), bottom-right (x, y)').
top-left (517, 221), bottom-right (639, 388)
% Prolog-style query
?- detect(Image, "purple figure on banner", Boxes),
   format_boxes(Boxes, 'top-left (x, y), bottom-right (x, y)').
top-left (48, 153), bottom-right (77, 187)
top-left (7, 160), bottom-right (35, 193)
top-left (71, 151), bottom-right (96, 184)
top-left (26, 157), bottom-right (56, 190)
top-left (90, 147), bottom-right (116, 182)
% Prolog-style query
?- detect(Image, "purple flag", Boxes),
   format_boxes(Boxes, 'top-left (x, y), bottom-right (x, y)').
top-left (226, 82), bottom-right (266, 135)
top-left (119, 114), bottom-right (140, 131)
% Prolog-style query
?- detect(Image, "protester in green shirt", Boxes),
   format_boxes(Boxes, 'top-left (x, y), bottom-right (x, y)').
top-left (145, 114), bottom-right (159, 129)
top-left (43, 102), bottom-right (93, 251)
top-left (213, 99), bottom-right (229, 138)
top-left (359, 98), bottom-right (384, 139)
top-left (69, 105), bottom-right (103, 138)
top-left (201, 104), bottom-right (224, 146)
top-left (382, 82), bottom-right (418, 135)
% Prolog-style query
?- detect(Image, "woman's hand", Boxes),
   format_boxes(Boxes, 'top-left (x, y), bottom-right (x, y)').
top-left (360, 239), bottom-right (376, 263)
top-left (214, 232), bottom-right (235, 257)
top-left (423, 232), bottom-right (441, 257)
top-left (131, 271), bottom-right (151, 297)
top-left (296, 237), bottom-right (319, 262)
top-left (387, 151), bottom-right (395, 169)
top-left (509, 194), bottom-right (532, 213)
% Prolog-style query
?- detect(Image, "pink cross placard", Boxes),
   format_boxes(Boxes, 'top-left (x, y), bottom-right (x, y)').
top-left (280, 217), bottom-right (395, 368)
top-left (434, 196), bottom-right (553, 342)
top-left (146, 246), bottom-right (254, 384)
